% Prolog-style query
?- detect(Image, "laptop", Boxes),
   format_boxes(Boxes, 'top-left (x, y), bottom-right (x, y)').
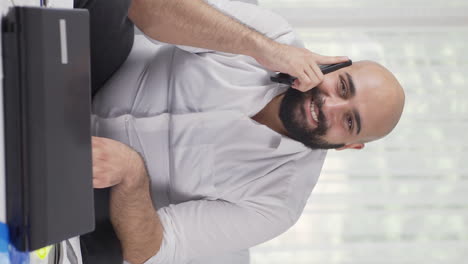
top-left (2, 6), bottom-right (94, 251)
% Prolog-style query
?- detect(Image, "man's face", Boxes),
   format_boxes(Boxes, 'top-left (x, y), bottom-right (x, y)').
top-left (279, 62), bottom-right (403, 150)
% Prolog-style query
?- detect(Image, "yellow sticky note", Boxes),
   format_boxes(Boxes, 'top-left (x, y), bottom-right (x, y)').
top-left (35, 245), bottom-right (53, 260)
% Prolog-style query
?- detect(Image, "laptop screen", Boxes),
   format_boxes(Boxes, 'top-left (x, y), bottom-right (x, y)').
top-left (2, 6), bottom-right (94, 251)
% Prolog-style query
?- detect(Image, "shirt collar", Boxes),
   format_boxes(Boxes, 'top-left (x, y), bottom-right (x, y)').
top-left (274, 135), bottom-right (310, 155)
top-left (248, 115), bottom-right (311, 155)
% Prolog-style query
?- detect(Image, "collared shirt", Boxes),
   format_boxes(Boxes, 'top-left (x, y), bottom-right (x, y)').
top-left (92, 1), bottom-right (327, 263)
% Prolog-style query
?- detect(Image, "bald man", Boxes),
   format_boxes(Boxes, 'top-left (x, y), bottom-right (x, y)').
top-left (89, 1), bottom-right (405, 264)
top-left (253, 60), bottom-right (405, 150)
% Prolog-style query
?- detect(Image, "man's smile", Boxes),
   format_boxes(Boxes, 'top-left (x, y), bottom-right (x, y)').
top-left (304, 97), bottom-right (320, 129)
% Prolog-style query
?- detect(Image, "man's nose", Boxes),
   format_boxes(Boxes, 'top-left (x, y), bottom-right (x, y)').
top-left (322, 97), bottom-right (348, 124)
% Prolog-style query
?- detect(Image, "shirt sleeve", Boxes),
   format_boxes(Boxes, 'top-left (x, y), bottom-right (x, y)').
top-left (143, 199), bottom-right (294, 264)
top-left (142, 0), bottom-right (304, 53)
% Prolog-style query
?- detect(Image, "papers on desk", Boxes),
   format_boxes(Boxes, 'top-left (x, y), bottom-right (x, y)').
top-left (0, 0), bottom-right (73, 13)
top-left (45, 0), bottom-right (73, 8)
top-left (1, 0), bottom-right (40, 11)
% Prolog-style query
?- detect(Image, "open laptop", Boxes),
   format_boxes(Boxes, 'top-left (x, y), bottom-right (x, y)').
top-left (2, 6), bottom-right (94, 251)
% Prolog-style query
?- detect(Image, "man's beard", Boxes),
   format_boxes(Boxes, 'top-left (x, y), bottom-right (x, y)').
top-left (279, 87), bottom-right (345, 149)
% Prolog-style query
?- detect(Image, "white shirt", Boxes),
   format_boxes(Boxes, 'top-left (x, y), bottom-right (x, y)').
top-left (91, 1), bottom-right (327, 263)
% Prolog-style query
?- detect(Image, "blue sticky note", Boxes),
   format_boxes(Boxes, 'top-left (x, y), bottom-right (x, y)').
top-left (0, 222), bottom-right (9, 253)
top-left (0, 222), bottom-right (30, 263)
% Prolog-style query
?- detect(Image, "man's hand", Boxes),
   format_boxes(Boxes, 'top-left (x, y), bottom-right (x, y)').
top-left (254, 41), bottom-right (349, 92)
top-left (92, 136), bottom-right (143, 189)
top-left (92, 136), bottom-right (162, 264)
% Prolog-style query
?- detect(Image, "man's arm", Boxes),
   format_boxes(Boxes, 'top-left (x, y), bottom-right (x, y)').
top-left (128, 0), bottom-right (349, 92)
top-left (92, 137), bottom-right (162, 264)
top-left (129, 0), bottom-right (267, 59)
top-left (91, 137), bottom-right (300, 263)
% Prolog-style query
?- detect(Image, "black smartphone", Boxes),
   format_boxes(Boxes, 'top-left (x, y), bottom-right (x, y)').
top-left (270, 60), bottom-right (352, 85)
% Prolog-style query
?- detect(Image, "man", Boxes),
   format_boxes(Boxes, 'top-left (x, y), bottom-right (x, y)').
top-left (89, 0), bottom-right (405, 264)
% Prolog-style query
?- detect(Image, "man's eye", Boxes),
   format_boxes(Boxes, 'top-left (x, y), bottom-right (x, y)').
top-left (340, 80), bottom-right (347, 96)
top-left (347, 116), bottom-right (353, 130)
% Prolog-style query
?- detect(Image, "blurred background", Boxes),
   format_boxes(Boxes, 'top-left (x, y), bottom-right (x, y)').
top-left (250, 0), bottom-right (468, 263)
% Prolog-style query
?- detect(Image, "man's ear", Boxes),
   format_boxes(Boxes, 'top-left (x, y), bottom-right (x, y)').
top-left (336, 143), bottom-right (365, 151)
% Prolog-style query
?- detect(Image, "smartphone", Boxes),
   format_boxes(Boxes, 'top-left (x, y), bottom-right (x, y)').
top-left (270, 60), bottom-right (352, 85)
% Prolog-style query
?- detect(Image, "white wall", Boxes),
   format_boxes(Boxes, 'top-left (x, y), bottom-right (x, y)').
top-left (251, 1), bottom-right (468, 263)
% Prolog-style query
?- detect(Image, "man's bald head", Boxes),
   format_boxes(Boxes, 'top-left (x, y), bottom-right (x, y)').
top-left (350, 60), bottom-right (405, 143)
top-left (278, 60), bottom-right (405, 150)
